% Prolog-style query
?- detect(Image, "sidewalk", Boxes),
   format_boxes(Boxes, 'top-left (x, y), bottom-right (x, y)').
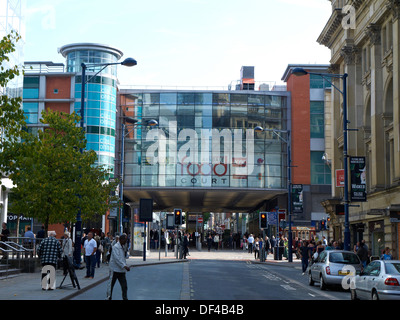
top-left (0, 248), bottom-right (300, 300)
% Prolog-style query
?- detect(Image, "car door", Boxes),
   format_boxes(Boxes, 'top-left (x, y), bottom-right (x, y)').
top-left (356, 262), bottom-right (374, 299)
top-left (310, 251), bottom-right (325, 281)
top-left (366, 261), bottom-right (381, 298)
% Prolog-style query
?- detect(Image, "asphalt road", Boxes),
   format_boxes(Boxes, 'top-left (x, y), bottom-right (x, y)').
top-left (72, 259), bottom-right (350, 301)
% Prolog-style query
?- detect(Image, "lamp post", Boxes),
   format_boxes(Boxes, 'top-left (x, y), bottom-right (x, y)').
top-left (254, 126), bottom-right (293, 262)
top-left (119, 118), bottom-right (158, 236)
top-left (73, 57), bottom-right (137, 268)
top-left (291, 67), bottom-right (350, 251)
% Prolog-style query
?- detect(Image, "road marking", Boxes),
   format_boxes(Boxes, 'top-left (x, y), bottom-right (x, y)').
top-left (281, 284), bottom-right (296, 291)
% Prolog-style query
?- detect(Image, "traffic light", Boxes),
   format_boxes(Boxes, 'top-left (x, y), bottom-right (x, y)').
top-left (174, 208), bottom-right (182, 225)
top-left (321, 220), bottom-right (326, 230)
top-left (260, 212), bottom-right (267, 229)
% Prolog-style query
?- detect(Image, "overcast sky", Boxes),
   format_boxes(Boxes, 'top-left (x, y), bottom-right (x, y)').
top-left (23, 0), bottom-right (332, 88)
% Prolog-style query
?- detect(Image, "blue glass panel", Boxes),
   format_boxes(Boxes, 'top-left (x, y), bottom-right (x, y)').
top-left (23, 102), bottom-right (38, 113)
top-left (24, 113), bottom-right (38, 124)
top-left (23, 88), bottom-right (39, 99)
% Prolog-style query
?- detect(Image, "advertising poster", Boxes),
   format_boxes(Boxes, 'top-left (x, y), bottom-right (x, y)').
top-left (291, 184), bottom-right (303, 213)
top-left (350, 157), bottom-right (367, 202)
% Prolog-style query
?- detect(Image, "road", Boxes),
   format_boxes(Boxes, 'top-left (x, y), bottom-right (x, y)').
top-left (72, 259), bottom-right (350, 301)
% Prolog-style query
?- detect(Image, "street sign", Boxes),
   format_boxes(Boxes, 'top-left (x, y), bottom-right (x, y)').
top-left (197, 216), bottom-right (203, 223)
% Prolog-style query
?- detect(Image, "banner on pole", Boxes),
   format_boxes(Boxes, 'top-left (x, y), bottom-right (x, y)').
top-left (350, 157), bottom-right (367, 202)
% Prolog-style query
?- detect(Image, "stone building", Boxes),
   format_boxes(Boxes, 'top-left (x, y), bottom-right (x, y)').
top-left (318, 0), bottom-right (400, 259)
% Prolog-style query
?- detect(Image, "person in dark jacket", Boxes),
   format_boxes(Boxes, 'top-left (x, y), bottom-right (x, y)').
top-left (357, 242), bottom-right (368, 268)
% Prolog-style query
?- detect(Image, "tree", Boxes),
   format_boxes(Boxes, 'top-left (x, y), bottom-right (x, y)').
top-left (0, 31), bottom-right (26, 177)
top-left (6, 109), bottom-right (119, 232)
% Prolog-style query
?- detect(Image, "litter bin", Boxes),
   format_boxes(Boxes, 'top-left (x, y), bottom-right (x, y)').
top-left (273, 246), bottom-right (284, 260)
top-left (273, 247), bottom-right (282, 260)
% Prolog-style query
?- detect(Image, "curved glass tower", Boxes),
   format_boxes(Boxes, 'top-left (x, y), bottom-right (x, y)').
top-left (59, 43), bottom-right (123, 174)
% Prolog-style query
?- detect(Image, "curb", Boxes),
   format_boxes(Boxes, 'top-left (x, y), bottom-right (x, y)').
top-left (61, 259), bottom-right (188, 300)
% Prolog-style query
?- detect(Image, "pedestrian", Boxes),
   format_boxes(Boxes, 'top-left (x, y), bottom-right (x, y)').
top-left (106, 233), bottom-right (131, 300)
top-left (214, 234), bottom-right (219, 251)
top-left (300, 241), bottom-right (310, 275)
top-left (23, 226), bottom-right (35, 258)
top-left (381, 247), bottom-right (393, 260)
top-left (94, 235), bottom-right (102, 268)
top-left (356, 242), bottom-right (368, 268)
top-left (207, 235), bottom-right (213, 252)
top-left (264, 236), bottom-right (271, 259)
top-left (37, 231), bottom-right (62, 290)
top-left (254, 237), bottom-right (260, 259)
top-left (247, 234), bottom-right (254, 254)
top-left (182, 233), bottom-right (189, 259)
top-left (270, 236), bottom-right (276, 251)
top-left (0, 222), bottom-right (10, 256)
top-left (61, 231), bottom-right (73, 275)
top-left (83, 231), bottom-right (97, 279)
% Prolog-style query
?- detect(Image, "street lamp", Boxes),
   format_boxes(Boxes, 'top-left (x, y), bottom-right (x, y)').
top-left (74, 57), bottom-right (137, 268)
top-left (291, 67), bottom-right (350, 251)
top-left (254, 126), bottom-right (293, 262)
top-left (119, 117), bottom-right (158, 235)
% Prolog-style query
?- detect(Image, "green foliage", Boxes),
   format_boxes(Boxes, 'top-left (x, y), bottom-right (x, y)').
top-left (0, 31), bottom-right (119, 231)
top-left (0, 31), bottom-right (26, 175)
top-left (7, 109), bottom-right (119, 230)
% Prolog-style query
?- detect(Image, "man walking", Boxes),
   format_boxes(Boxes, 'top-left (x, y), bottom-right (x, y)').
top-left (106, 233), bottom-right (130, 300)
top-left (37, 231), bottom-right (62, 290)
top-left (83, 231), bottom-right (97, 279)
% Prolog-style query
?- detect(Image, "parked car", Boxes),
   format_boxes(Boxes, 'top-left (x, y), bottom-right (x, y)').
top-left (350, 260), bottom-right (400, 300)
top-left (308, 250), bottom-right (362, 290)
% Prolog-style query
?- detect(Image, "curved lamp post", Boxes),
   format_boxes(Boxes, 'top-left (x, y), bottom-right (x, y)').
top-left (291, 67), bottom-right (350, 251)
top-left (74, 57), bottom-right (137, 268)
top-left (254, 126), bottom-right (293, 262)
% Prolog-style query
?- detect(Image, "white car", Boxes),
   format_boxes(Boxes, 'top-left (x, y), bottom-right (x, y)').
top-left (350, 260), bottom-right (400, 300)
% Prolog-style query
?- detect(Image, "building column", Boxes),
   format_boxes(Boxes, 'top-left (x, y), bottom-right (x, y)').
top-left (389, 2), bottom-right (400, 182)
top-left (366, 24), bottom-right (386, 190)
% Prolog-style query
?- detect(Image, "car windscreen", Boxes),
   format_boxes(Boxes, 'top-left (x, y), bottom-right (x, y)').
top-left (385, 263), bottom-right (400, 275)
top-left (329, 252), bottom-right (360, 264)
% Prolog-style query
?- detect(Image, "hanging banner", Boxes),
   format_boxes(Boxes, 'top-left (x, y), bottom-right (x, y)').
top-left (350, 156), bottom-right (367, 202)
top-left (292, 184), bottom-right (303, 213)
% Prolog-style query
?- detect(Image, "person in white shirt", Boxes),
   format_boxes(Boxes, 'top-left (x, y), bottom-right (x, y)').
top-left (247, 234), bottom-right (254, 254)
top-left (83, 231), bottom-right (97, 279)
top-left (106, 233), bottom-right (130, 300)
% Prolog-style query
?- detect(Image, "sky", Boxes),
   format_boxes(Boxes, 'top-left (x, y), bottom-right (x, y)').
top-left (23, 0), bottom-right (332, 88)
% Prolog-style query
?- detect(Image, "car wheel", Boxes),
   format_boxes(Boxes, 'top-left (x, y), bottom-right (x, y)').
top-left (372, 290), bottom-right (379, 300)
top-left (350, 289), bottom-right (358, 300)
top-left (308, 272), bottom-right (314, 286)
top-left (319, 274), bottom-right (327, 290)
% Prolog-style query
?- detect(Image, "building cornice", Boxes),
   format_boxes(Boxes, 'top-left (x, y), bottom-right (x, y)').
top-left (317, 9), bottom-right (344, 48)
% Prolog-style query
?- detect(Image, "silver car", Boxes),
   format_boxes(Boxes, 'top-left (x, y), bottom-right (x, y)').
top-left (308, 250), bottom-right (362, 290)
top-left (350, 260), bottom-right (400, 300)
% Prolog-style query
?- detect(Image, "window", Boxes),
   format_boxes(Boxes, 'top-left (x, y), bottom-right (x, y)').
top-left (22, 102), bottom-right (39, 124)
top-left (329, 252), bottom-right (360, 264)
top-left (310, 101), bottom-right (324, 138)
top-left (311, 151), bottom-right (331, 185)
top-left (310, 74), bottom-right (331, 89)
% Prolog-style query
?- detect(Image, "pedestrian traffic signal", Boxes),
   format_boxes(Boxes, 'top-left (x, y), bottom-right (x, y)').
top-left (174, 208), bottom-right (182, 225)
top-left (260, 212), bottom-right (267, 229)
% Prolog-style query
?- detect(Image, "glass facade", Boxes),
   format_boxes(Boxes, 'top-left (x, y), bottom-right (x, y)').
top-left (122, 90), bottom-right (289, 190)
top-left (59, 44), bottom-right (123, 174)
